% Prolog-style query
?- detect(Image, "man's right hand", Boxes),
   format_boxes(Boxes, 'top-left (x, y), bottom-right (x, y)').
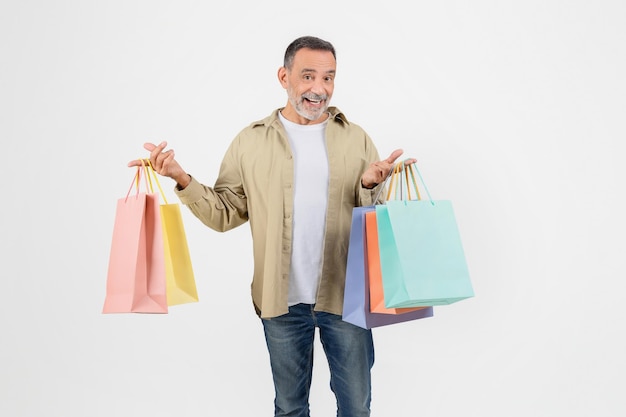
top-left (127, 141), bottom-right (191, 189)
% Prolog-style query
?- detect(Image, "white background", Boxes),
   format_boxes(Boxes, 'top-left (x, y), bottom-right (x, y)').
top-left (1, 1), bottom-right (624, 416)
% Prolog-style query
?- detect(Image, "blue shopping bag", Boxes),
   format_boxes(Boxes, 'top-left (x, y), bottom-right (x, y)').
top-left (376, 162), bottom-right (474, 308)
top-left (342, 206), bottom-right (434, 329)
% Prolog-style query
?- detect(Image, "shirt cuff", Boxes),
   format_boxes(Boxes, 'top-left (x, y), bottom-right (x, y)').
top-left (173, 175), bottom-right (209, 205)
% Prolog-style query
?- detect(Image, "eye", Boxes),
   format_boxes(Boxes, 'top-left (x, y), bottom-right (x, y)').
top-left (303, 74), bottom-right (312, 80)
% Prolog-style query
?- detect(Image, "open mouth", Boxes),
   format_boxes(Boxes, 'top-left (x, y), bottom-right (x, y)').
top-left (303, 94), bottom-right (326, 105)
top-left (304, 97), bottom-right (324, 106)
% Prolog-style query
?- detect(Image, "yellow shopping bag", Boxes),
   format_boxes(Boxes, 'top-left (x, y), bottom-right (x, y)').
top-left (145, 161), bottom-right (199, 306)
top-left (160, 203), bottom-right (199, 305)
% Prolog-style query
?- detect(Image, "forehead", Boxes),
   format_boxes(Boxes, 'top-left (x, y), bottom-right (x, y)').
top-left (292, 48), bottom-right (336, 73)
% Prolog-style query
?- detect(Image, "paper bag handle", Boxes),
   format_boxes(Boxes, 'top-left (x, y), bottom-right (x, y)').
top-left (124, 159), bottom-right (150, 201)
top-left (408, 162), bottom-right (433, 204)
top-left (142, 159), bottom-right (169, 204)
top-left (373, 159), bottom-right (433, 204)
top-left (123, 159), bottom-right (169, 204)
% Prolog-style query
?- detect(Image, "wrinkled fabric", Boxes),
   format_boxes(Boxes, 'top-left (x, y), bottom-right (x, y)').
top-left (175, 107), bottom-right (382, 318)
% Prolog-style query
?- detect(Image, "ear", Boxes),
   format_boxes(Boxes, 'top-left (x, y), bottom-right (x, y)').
top-left (277, 66), bottom-right (288, 88)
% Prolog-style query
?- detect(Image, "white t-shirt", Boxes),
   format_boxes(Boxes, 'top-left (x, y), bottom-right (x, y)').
top-left (279, 112), bottom-right (330, 306)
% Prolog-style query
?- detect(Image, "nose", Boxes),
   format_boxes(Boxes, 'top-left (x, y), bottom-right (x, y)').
top-left (310, 78), bottom-right (326, 96)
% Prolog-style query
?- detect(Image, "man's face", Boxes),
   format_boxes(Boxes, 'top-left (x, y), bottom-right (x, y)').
top-left (278, 48), bottom-right (336, 124)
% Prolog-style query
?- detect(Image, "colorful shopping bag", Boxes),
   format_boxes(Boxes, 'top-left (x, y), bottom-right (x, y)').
top-left (342, 206), bottom-right (434, 329)
top-left (160, 204), bottom-right (199, 305)
top-left (102, 162), bottom-right (168, 313)
top-left (364, 211), bottom-right (427, 315)
top-left (143, 161), bottom-right (199, 306)
top-left (377, 162), bottom-right (474, 308)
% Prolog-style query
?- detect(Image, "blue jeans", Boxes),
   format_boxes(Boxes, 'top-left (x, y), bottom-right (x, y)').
top-left (261, 303), bottom-right (375, 417)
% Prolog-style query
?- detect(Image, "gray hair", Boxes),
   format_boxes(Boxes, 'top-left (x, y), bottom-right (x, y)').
top-left (283, 36), bottom-right (336, 70)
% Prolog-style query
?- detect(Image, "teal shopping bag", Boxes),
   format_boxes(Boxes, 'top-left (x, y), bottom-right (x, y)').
top-left (376, 162), bottom-right (474, 308)
top-left (342, 206), bottom-right (434, 329)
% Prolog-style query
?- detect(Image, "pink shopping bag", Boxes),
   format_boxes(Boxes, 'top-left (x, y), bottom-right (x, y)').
top-left (102, 163), bottom-right (168, 313)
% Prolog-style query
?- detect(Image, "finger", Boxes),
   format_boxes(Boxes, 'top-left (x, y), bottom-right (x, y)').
top-left (149, 141), bottom-right (169, 165)
top-left (127, 158), bottom-right (143, 167)
top-left (152, 141), bottom-right (168, 156)
top-left (143, 142), bottom-right (158, 152)
top-left (384, 149), bottom-right (404, 163)
top-left (146, 141), bottom-right (167, 159)
top-left (163, 149), bottom-right (175, 162)
top-left (128, 142), bottom-right (166, 168)
top-left (158, 148), bottom-right (174, 162)
top-left (158, 149), bottom-right (175, 169)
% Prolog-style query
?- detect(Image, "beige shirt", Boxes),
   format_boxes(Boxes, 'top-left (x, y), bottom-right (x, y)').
top-left (175, 107), bottom-right (382, 318)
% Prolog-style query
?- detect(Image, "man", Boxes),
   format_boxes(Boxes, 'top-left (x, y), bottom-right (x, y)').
top-left (131, 35), bottom-right (412, 417)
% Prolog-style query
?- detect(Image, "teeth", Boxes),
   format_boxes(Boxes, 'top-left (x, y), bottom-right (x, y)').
top-left (305, 97), bottom-right (323, 104)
